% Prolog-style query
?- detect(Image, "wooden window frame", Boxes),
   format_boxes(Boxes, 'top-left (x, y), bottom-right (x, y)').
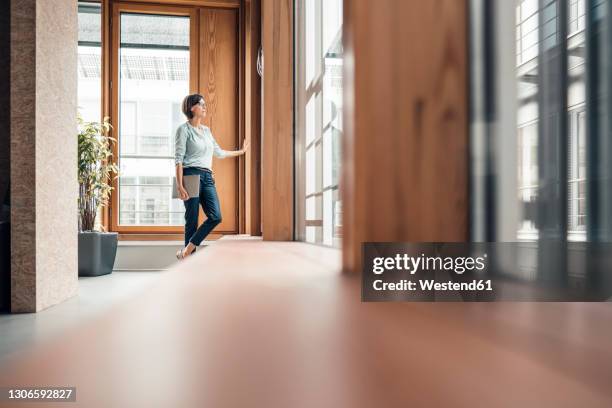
top-left (117, 0), bottom-right (240, 8)
top-left (110, 2), bottom-right (199, 234)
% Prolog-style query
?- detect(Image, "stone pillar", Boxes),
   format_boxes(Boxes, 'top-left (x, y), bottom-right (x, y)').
top-left (10, 0), bottom-right (78, 312)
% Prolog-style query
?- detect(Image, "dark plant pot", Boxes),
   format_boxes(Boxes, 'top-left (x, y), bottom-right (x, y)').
top-left (78, 231), bottom-right (118, 277)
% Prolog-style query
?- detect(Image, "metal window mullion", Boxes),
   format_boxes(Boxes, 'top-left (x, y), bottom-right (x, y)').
top-left (560, 0), bottom-right (570, 237)
top-left (585, 0), bottom-right (611, 241)
top-left (535, 0), bottom-right (569, 283)
top-left (585, 0), bottom-right (596, 240)
top-left (536, 0), bottom-right (569, 240)
top-left (469, 0), bottom-right (497, 242)
top-left (294, 0), bottom-right (307, 242)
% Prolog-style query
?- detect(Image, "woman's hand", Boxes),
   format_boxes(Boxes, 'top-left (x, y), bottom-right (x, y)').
top-left (224, 139), bottom-right (250, 158)
top-left (240, 139), bottom-right (250, 154)
top-left (178, 186), bottom-right (189, 201)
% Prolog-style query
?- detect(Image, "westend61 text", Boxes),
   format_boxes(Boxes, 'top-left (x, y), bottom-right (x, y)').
top-left (373, 279), bottom-right (493, 291)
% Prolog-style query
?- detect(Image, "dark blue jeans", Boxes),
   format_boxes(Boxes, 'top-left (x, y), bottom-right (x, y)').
top-left (182, 167), bottom-right (222, 247)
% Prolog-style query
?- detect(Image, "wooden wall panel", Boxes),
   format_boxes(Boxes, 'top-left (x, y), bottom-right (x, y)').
top-left (200, 8), bottom-right (239, 233)
top-left (261, 0), bottom-right (293, 241)
top-left (245, 0), bottom-right (262, 236)
top-left (342, 0), bottom-right (469, 272)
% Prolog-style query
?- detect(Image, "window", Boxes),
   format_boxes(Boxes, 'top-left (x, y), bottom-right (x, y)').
top-left (78, 2), bottom-right (103, 229)
top-left (568, 0), bottom-right (586, 35)
top-left (517, 123), bottom-right (539, 238)
top-left (568, 109), bottom-right (586, 238)
top-left (295, 0), bottom-right (343, 247)
top-left (472, 0), bottom-right (595, 242)
top-left (78, 2), bottom-right (102, 124)
top-left (513, 0), bottom-right (587, 241)
top-left (516, 0), bottom-right (539, 65)
top-left (117, 12), bottom-right (190, 227)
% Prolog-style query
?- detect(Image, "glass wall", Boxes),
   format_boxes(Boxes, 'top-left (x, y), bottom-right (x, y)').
top-left (117, 13), bottom-right (190, 226)
top-left (471, 0), bottom-right (595, 242)
top-left (78, 1), bottom-right (102, 229)
top-left (516, 0), bottom-right (587, 241)
top-left (467, 0), bottom-right (612, 297)
top-left (295, 0), bottom-right (343, 246)
top-left (78, 2), bottom-right (102, 123)
top-left (470, 0), bottom-right (612, 291)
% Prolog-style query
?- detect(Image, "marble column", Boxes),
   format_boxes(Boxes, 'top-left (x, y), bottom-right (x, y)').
top-left (10, 0), bottom-right (78, 312)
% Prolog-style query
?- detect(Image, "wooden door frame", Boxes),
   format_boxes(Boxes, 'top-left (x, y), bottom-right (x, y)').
top-left (243, 0), bottom-right (261, 236)
top-left (261, 0), bottom-right (294, 240)
top-left (102, 0), bottom-right (255, 237)
top-left (197, 7), bottom-right (241, 235)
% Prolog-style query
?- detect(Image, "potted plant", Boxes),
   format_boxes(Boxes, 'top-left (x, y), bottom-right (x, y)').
top-left (78, 115), bottom-right (119, 277)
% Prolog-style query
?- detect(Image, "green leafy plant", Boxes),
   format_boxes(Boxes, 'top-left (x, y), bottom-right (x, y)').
top-left (78, 115), bottom-right (119, 232)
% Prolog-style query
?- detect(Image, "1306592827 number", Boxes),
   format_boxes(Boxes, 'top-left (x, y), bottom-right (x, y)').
top-left (3, 388), bottom-right (76, 402)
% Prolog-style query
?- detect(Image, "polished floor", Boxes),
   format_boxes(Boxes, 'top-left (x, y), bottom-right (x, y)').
top-left (0, 237), bottom-right (611, 407)
top-left (0, 270), bottom-right (167, 364)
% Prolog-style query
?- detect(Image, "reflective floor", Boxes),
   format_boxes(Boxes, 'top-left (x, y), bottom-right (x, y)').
top-left (0, 237), bottom-right (611, 407)
top-left (0, 271), bottom-right (167, 364)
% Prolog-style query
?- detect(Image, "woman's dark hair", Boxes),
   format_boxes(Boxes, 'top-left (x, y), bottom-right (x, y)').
top-left (182, 93), bottom-right (204, 119)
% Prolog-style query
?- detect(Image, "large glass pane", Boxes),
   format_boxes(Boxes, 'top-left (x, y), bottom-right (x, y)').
top-left (469, 0), bottom-right (612, 296)
top-left (78, 2), bottom-right (101, 123)
top-left (513, 0), bottom-right (588, 241)
top-left (119, 158), bottom-right (184, 226)
top-left (566, 0), bottom-right (586, 241)
top-left (304, 0), bottom-right (317, 87)
top-left (118, 13), bottom-right (189, 226)
top-left (472, 1), bottom-right (605, 243)
top-left (517, 123), bottom-right (539, 238)
top-left (322, 0), bottom-right (343, 246)
top-left (78, 2), bottom-right (102, 229)
top-left (465, 0), bottom-right (612, 301)
top-left (296, 0), bottom-right (342, 247)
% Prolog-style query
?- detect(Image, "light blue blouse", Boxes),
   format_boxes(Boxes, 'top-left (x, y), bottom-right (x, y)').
top-left (174, 122), bottom-right (227, 170)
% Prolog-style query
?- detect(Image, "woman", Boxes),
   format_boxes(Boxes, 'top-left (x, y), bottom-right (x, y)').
top-left (175, 93), bottom-right (248, 259)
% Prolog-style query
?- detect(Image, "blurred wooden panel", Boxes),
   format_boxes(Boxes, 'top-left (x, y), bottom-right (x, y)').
top-left (342, 0), bottom-right (469, 272)
top-left (261, 0), bottom-right (293, 240)
top-left (200, 8), bottom-right (239, 233)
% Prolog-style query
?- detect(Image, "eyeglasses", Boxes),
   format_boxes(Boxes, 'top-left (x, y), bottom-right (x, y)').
top-left (197, 101), bottom-right (207, 108)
